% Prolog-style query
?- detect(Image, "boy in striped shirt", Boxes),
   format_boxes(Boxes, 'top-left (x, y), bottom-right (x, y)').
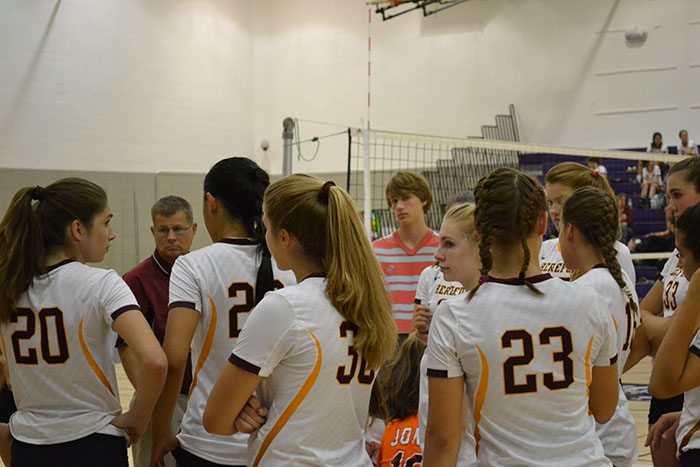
top-left (373, 171), bottom-right (439, 333)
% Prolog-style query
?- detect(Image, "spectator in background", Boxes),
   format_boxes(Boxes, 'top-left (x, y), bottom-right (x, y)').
top-left (639, 160), bottom-right (663, 209)
top-left (373, 172), bottom-right (439, 334)
top-left (627, 206), bottom-right (675, 259)
top-left (648, 132), bottom-right (668, 154)
top-left (587, 156), bottom-right (608, 178)
top-left (618, 192), bottom-right (634, 244)
top-left (678, 129), bottom-right (698, 156)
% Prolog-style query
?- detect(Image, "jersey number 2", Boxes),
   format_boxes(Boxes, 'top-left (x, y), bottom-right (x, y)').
top-left (336, 321), bottom-right (375, 385)
top-left (502, 327), bottom-right (574, 395)
top-left (227, 280), bottom-right (284, 338)
top-left (11, 307), bottom-right (69, 365)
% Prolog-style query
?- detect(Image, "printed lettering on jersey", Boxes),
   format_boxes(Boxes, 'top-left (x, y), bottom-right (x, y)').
top-left (434, 284), bottom-right (468, 297)
top-left (10, 307), bottom-right (70, 365)
top-left (336, 321), bottom-right (375, 385)
top-left (388, 425), bottom-right (422, 467)
top-left (540, 262), bottom-right (573, 275)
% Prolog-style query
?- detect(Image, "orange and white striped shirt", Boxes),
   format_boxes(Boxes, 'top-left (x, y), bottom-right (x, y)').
top-left (373, 230), bottom-right (439, 333)
top-left (169, 239), bottom-right (294, 465)
top-left (231, 277), bottom-right (374, 467)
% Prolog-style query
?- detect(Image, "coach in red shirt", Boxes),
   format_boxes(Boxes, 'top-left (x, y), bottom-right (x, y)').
top-left (121, 195), bottom-right (197, 467)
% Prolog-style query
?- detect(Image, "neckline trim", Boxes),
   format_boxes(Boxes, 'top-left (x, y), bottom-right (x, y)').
top-left (486, 273), bottom-right (553, 285)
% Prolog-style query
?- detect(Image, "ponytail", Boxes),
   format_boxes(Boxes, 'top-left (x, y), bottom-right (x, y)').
top-left (265, 174), bottom-right (397, 369)
top-left (0, 178), bottom-right (107, 323)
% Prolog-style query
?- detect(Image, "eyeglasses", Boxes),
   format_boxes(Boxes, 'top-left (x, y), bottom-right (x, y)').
top-left (155, 225), bottom-right (192, 238)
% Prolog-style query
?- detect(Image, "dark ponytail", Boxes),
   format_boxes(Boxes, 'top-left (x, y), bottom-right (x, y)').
top-left (203, 157), bottom-right (274, 304)
top-left (0, 178), bottom-right (107, 323)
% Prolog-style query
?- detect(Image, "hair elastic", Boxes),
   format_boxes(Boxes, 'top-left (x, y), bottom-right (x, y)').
top-left (320, 181), bottom-right (336, 199)
top-left (592, 170), bottom-right (599, 179)
top-left (31, 185), bottom-right (45, 201)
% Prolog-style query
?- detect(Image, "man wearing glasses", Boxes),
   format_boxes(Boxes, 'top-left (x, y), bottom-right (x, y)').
top-left (121, 195), bottom-right (197, 467)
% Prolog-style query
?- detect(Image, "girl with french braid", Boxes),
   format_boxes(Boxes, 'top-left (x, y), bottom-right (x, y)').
top-left (424, 167), bottom-right (619, 467)
top-left (559, 186), bottom-right (640, 467)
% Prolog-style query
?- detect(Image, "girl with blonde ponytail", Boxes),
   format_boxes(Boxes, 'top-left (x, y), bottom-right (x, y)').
top-left (204, 174), bottom-right (397, 466)
top-left (559, 185), bottom-right (641, 467)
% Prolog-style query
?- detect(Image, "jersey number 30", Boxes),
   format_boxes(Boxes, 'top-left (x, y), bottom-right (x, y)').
top-left (11, 307), bottom-right (69, 365)
top-left (501, 327), bottom-right (574, 395)
top-left (336, 321), bottom-right (375, 385)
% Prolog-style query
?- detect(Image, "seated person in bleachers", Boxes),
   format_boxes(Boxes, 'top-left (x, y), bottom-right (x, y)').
top-left (373, 171), bottom-right (439, 334)
top-left (628, 206), bottom-right (675, 268)
top-left (678, 129), bottom-right (698, 156)
top-left (617, 192), bottom-right (634, 244)
top-left (640, 160), bottom-right (664, 208)
top-left (648, 131), bottom-right (668, 154)
top-left (587, 156), bottom-right (608, 178)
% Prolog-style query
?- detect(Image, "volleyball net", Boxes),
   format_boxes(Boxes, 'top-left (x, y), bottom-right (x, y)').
top-left (345, 127), bottom-right (681, 267)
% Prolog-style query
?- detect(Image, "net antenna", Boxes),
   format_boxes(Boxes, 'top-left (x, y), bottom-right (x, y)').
top-left (370, 0), bottom-right (470, 21)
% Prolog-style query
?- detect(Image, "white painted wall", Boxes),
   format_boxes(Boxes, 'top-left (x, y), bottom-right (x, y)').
top-left (1, 0), bottom-right (699, 175)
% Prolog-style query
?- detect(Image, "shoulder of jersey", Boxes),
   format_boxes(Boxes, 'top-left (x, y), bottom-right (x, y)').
top-left (539, 238), bottom-right (558, 257)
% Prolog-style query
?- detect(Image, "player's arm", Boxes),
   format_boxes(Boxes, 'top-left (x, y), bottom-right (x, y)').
top-left (588, 362), bottom-right (618, 423)
top-left (649, 270), bottom-right (700, 399)
top-left (110, 309), bottom-right (167, 444)
top-left (640, 280), bottom-right (664, 317)
top-left (150, 307), bottom-right (198, 462)
top-left (203, 363), bottom-right (263, 435)
top-left (423, 375), bottom-right (464, 467)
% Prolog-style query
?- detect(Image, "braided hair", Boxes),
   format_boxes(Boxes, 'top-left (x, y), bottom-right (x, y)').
top-left (468, 168), bottom-right (546, 300)
top-left (562, 186), bottom-right (639, 319)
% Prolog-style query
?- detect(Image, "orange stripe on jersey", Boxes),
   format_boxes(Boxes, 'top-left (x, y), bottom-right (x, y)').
top-left (253, 332), bottom-right (322, 467)
top-left (473, 345), bottom-right (489, 456)
top-left (679, 419), bottom-right (700, 451)
top-left (611, 315), bottom-right (618, 331)
top-left (189, 295), bottom-right (218, 397)
top-left (78, 317), bottom-right (114, 396)
top-left (584, 334), bottom-right (594, 415)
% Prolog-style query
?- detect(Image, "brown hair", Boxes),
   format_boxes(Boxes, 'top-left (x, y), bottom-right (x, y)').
top-left (469, 168), bottom-right (546, 299)
top-left (562, 186), bottom-right (638, 319)
top-left (668, 156), bottom-right (700, 194)
top-left (151, 195), bottom-right (193, 225)
top-left (385, 171), bottom-right (433, 213)
top-left (382, 337), bottom-right (426, 421)
top-left (545, 162), bottom-right (616, 200)
top-left (264, 174), bottom-right (397, 369)
top-left (0, 178), bottom-right (108, 323)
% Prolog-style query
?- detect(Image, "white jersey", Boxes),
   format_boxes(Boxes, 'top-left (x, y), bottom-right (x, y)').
top-left (414, 265), bottom-right (467, 311)
top-left (677, 329), bottom-right (700, 455)
top-left (577, 267), bottom-right (639, 467)
top-left (539, 238), bottom-right (636, 284)
top-left (231, 277), bottom-right (374, 467)
top-left (0, 260), bottom-right (138, 444)
top-left (169, 239), bottom-right (295, 465)
top-left (659, 249), bottom-right (689, 317)
top-left (426, 274), bottom-right (617, 467)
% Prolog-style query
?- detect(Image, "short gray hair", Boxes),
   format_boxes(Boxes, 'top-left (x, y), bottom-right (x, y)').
top-left (151, 196), bottom-right (193, 225)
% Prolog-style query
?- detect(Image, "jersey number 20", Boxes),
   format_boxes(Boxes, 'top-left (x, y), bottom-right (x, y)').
top-left (501, 327), bottom-right (574, 395)
top-left (11, 307), bottom-right (69, 365)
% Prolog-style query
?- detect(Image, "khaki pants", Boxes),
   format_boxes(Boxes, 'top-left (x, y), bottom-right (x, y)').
top-left (131, 393), bottom-right (188, 467)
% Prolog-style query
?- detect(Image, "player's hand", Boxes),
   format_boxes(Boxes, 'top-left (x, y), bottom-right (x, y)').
top-left (234, 395), bottom-right (268, 434)
top-left (645, 411), bottom-right (681, 451)
top-left (150, 433), bottom-right (179, 467)
top-left (110, 410), bottom-right (149, 446)
top-left (412, 305), bottom-right (432, 343)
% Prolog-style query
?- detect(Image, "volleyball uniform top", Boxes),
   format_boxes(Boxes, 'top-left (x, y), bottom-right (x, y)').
top-left (414, 265), bottom-right (467, 310)
top-left (658, 250), bottom-right (688, 317)
top-left (539, 238), bottom-right (636, 284)
top-left (230, 277), bottom-right (374, 467)
top-left (376, 414), bottom-right (422, 467)
top-left (577, 267), bottom-right (640, 467)
top-left (0, 260), bottom-right (138, 444)
top-left (373, 230), bottom-right (440, 333)
top-left (676, 330), bottom-right (700, 455)
top-left (169, 239), bottom-right (295, 465)
top-left (426, 275), bottom-right (617, 467)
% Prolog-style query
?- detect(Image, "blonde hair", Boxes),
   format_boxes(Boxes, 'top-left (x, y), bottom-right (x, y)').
top-left (264, 174), bottom-right (397, 369)
top-left (443, 203), bottom-right (477, 244)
